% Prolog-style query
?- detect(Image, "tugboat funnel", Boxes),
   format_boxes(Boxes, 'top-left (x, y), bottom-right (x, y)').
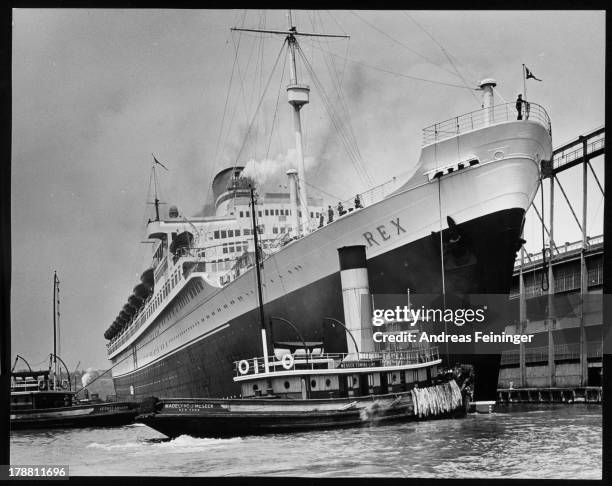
top-left (337, 246), bottom-right (374, 354)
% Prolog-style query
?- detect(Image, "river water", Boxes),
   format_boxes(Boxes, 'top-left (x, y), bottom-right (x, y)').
top-left (10, 404), bottom-right (601, 478)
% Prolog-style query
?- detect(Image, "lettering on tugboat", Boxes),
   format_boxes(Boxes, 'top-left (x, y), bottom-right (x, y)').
top-left (164, 402), bottom-right (228, 413)
top-left (363, 217), bottom-right (406, 247)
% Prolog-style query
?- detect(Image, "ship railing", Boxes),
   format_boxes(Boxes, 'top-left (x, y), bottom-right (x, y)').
top-left (233, 347), bottom-right (440, 378)
top-left (512, 234), bottom-right (603, 271)
top-left (306, 176), bottom-right (407, 236)
top-left (422, 102), bottom-right (551, 146)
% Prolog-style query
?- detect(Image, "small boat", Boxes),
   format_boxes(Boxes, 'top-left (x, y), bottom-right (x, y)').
top-left (10, 272), bottom-right (138, 431)
top-left (10, 367), bottom-right (138, 430)
top-left (136, 189), bottom-right (471, 439)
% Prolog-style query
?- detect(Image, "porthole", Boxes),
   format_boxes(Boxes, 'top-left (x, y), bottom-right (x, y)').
top-left (284, 381), bottom-right (290, 390)
top-left (494, 151), bottom-right (504, 160)
top-left (252, 384), bottom-right (258, 391)
top-left (325, 378), bottom-right (331, 387)
top-left (310, 379), bottom-right (317, 388)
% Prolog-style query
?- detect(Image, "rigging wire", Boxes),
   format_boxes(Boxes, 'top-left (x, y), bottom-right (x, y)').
top-left (265, 47), bottom-right (288, 161)
top-left (203, 11), bottom-right (248, 215)
top-left (350, 10), bottom-right (462, 80)
top-left (403, 12), bottom-right (480, 104)
top-left (232, 39), bottom-right (288, 171)
top-left (304, 180), bottom-right (346, 201)
top-left (296, 44), bottom-right (374, 188)
top-left (304, 41), bottom-right (476, 90)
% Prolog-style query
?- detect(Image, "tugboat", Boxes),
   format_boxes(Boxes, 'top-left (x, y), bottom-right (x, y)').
top-left (10, 273), bottom-right (138, 430)
top-left (136, 189), bottom-right (471, 439)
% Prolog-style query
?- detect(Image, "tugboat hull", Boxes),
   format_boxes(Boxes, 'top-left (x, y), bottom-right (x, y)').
top-left (137, 380), bottom-right (468, 439)
top-left (10, 402), bottom-right (138, 430)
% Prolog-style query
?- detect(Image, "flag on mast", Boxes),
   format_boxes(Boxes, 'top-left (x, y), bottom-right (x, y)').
top-left (152, 154), bottom-right (169, 171)
top-left (525, 66), bottom-right (542, 81)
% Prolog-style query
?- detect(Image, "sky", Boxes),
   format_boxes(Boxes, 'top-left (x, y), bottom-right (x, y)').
top-left (11, 10), bottom-right (605, 370)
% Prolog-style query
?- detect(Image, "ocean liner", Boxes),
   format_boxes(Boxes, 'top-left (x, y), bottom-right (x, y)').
top-left (104, 15), bottom-right (553, 404)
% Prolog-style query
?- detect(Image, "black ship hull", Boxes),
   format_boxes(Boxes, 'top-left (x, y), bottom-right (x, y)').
top-left (114, 207), bottom-right (524, 403)
top-left (10, 402), bottom-right (138, 430)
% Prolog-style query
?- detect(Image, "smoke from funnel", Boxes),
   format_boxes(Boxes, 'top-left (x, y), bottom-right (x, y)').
top-left (81, 368), bottom-right (99, 388)
top-left (241, 148), bottom-right (316, 189)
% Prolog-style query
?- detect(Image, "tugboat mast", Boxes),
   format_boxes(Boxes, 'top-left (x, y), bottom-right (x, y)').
top-left (52, 271), bottom-right (60, 389)
top-left (250, 186), bottom-right (272, 373)
top-left (231, 11), bottom-right (349, 237)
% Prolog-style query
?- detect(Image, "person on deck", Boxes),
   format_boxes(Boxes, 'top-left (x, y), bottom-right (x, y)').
top-left (327, 205), bottom-right (334, 224)
top-left (354, 194), bottom-right (363, 209)
top-left (516, 94), bottom-right (526, 120)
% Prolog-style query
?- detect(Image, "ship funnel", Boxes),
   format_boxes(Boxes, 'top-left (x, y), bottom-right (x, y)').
top-left (479, 78), bottom-right (497, 126)
top-left (337, 246), bottom-right (374, 354)
top-left (286, 169), bottom-right (300, 237)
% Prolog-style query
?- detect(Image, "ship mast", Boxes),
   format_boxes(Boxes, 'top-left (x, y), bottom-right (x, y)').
top-left (232, 11), bottom-right (348, 237)
top-left (52, 271), bottom-right (60, 389)
top-left (249, 186), bottom-right (272, 373)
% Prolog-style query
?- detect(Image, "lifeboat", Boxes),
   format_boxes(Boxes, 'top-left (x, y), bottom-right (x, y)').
top-left (119, 310), bottom-right (130, 322)
top-left (128, 294), bottom-right (143, 308)
top-left (140, 268), bottom-right (154, 287)
top-left (123, 304), bottom-right (136, 316)
top-left (169, 231), bottom-right (193, 254)
top-left (133, 283), bottom-right (151, 299)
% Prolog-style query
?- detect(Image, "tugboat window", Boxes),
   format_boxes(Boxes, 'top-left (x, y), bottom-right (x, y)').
top-left (310, 379), bottom-right (317, 388)
top-left (253, 384), bottom-right (258, 391)
top-left (325, 379), bottom-right (331, 387)
top-left (284, 381), bottom-right (290, 389)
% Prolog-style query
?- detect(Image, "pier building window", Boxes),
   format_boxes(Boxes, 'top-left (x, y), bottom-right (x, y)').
top-left (275, 209), bottom-right (279, 215)
top-left (244, 229), bottom-right (250, 236)
top-left (258, 226), bottom-right (264, 234)
top-left (228, 230), bottom-right (234, 237)
top-left (258, 211), bottom-right (262, 217)
top-left (265, 209), bottom-right (269, 216)
top-left (214, 230), bottom-right (219, 239)
top-left (280, 227), bottom-right (285, 233)
top-left (223, 246), bottom-right (228, 254)
top-left (235, 229), bottom-right (241, 237)
top-left (246, 211), bottom-right (250, 217)
top-left (221, 230), bottom-right (227, 239)
top-left (239, 211), bottom-right (244, 217)
top-left (273, 227), bottom-right (278, 234)
top-left (310, 212), bottom-right (314, 218)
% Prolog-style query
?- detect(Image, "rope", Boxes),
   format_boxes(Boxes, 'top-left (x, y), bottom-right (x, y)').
top-left (540, 177), bottom-right (549, 291)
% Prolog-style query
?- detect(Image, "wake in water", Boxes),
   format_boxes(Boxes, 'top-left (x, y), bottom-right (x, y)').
top-left (87, 434), bottom-right (242, 452)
